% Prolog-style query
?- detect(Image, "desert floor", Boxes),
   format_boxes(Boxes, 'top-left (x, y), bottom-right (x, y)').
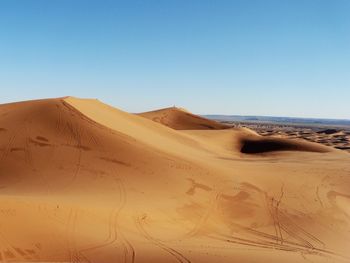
top-left (0, 97), bottom-right (349, 263)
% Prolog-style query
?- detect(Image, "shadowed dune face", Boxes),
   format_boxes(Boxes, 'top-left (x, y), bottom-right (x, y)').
top-left (240, 137), bottom-right (331, 154)
top-left (225, 122), bottom-right (350, 153)
top-left (0, 97), bottom-right (349, 263)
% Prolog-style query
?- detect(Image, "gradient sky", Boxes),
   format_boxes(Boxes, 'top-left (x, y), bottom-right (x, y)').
top-left (0, 0), bottom-right (349, 119)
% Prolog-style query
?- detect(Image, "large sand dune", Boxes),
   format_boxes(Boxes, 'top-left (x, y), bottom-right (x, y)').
top-left (0, 97), bottom-right (349, 263)
top-left (138, 106), bottom-right (230, 130)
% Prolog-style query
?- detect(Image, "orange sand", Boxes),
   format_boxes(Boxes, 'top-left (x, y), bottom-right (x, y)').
top-left (0, 97), bottom-right (349, 263)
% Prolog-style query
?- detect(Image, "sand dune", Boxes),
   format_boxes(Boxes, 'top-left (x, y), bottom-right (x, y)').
top-left (227, 122), bottom-right (350, 153)
top-left (0, 97), bottom-right (349, 263)
top-left (138, 106), bottom-right (230, 130)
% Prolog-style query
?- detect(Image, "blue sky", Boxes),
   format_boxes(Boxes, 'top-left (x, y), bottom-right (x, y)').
top-left (0, 0), bottom-right (349, 119)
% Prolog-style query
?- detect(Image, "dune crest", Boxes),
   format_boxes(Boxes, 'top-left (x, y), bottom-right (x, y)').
top-left (0, 97), bottom-right (349, 263)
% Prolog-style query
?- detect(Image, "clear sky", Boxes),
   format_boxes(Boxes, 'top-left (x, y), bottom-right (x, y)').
top-left (0, 0), bottom-right (349, 119)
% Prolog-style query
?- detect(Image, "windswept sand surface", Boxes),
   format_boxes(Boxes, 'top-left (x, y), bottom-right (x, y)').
top-left (0, 97), bottom-right (350, 263)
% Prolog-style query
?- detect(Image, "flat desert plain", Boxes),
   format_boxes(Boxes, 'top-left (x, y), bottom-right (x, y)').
top-left (0, 97), bottom-right (349, 263)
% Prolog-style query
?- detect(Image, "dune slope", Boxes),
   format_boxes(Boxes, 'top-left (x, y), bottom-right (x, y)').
top-left (0, 97), bottom-right (349, 263)
top-left (138, 106), bottom-right (230, 130)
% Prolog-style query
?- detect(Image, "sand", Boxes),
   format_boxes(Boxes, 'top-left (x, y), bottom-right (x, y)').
top-left (0, 97), bottom-right (349, 263)
top-left (138, 107), bottom-right (230, 130)
top-left (222, 122), bottom-right (350, 153)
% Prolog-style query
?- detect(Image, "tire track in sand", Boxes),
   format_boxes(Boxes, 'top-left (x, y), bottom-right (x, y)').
top-left (135, 214), bottom-right (191, 263)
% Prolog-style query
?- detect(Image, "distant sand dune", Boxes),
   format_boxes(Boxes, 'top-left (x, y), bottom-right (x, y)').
top-left (138, 106), bottom-right (230, 130)
top-left (0, 97), bottom-right (349, 263)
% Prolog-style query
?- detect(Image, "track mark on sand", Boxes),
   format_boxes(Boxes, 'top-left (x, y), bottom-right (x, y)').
top-left (315, 186), bottom-right (324, 208)
top-left (0, 134), bottom-right (16, 162)
top-left (135, 214), bottom-right (191, 263)
top-left (275, 185), bottom-right (284, 245)
top-left (77, 168), bottom-right (135, 263)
